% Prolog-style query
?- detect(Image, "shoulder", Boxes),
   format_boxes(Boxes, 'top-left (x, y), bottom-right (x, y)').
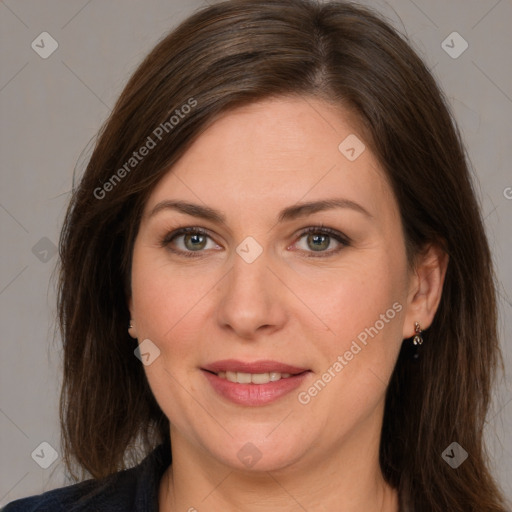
top-left (2, 441), bottom-right (171, 512)
top-left (2, 477), bottom-right (114, 512)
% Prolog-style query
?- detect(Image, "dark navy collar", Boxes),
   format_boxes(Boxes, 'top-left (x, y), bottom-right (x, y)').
top-left (2, 439), bottom-right (172, 511)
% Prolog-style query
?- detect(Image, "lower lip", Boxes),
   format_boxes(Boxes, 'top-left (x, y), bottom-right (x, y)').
top-left (202, 370), bottom-right (310, 406)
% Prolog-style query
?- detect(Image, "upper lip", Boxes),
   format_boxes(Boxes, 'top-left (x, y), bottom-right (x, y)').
top-left (202, 359), bottom-right (309, 375)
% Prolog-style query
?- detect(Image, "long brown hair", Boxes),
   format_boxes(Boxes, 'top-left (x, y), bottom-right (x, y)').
top-left (57, 1), bottom-right (508, 509)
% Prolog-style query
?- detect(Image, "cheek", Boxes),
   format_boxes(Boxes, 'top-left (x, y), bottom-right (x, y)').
top-left (297, 262), bottom-right (404, 435)
top-left (129, 249), bottom-right (207, 425)
top-left (295, 256), bottom-right (406, 422)
top-left (130, 247), bottom-right (216, 359)
top-left (290, 253), bottom-right (403, 343)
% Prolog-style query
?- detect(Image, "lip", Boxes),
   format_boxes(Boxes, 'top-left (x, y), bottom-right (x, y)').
top-left (202, 359), bottom-right (308, 375)
top-left (201, 359), bottom-right (311, 406)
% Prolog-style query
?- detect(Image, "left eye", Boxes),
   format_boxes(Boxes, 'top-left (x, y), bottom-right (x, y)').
top-left (293, 227), bottom-right (350, 256)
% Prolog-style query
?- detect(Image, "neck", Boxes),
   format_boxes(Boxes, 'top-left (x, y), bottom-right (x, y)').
top-left (159, 411), bottom-right (398, 512)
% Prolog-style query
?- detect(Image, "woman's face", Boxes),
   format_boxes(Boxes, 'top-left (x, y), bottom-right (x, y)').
top-left (129, 96), bottom-right (419, 473)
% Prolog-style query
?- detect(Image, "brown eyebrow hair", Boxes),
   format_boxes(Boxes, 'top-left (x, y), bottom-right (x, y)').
top-left (148, 198), bottom-right (373, 224)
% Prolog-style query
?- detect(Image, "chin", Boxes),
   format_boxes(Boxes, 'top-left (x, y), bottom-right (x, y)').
top-left (201, 428), bottom-right (310, 473)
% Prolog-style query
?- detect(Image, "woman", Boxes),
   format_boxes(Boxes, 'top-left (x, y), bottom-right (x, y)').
top-left (3, 0), bottom-right (509, 510)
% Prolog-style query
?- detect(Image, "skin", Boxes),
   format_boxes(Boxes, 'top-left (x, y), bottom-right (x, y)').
top-left (128, 96), bottom-right (448, 511)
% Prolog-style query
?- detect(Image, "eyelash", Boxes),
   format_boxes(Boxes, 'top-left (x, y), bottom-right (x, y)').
top-left (160, 225), bottom-right (351, 259)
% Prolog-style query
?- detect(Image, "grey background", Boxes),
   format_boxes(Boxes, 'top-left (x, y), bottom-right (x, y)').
top-left (0, 0), bottom-right (511, 506)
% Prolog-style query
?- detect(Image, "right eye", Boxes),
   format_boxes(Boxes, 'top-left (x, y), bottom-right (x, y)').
top-left (161, 227), bottom-right (222, 257)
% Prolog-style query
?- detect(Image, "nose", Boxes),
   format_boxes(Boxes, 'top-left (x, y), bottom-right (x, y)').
top-left (215, 250), bottom-right (288, 340)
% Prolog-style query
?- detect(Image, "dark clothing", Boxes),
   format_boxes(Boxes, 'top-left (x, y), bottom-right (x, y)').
top-left (2, 441), bottom-right (171, 512)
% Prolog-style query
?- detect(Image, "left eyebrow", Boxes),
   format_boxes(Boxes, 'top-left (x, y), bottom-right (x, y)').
top-left (277, 198), bottom-right (373, 222)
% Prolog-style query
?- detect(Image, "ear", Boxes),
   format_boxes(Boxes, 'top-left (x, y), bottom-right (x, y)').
top-left (402, 243), bottom-right (449, 338)
top-left (127, 296), bottom-right (138, 339)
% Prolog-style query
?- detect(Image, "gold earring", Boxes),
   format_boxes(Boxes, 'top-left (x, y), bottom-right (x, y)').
top-left (413, 321), bottom-right (423, 345)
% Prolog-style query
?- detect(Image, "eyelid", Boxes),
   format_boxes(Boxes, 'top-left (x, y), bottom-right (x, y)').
top-left (160, 224), bottom-right (351, 257)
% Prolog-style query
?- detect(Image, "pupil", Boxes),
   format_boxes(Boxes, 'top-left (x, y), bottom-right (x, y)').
top-left (308, 233), bottom-right (329, 251)
top-left (185, 233), bottom-right (206, 251)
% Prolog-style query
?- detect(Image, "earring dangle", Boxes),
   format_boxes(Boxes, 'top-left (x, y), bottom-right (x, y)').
top-left (413, 321), bottom-right (423, 345)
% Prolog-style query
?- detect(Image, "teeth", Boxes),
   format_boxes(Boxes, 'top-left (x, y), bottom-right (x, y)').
top-left (217, 371), bottom-right (293, 384)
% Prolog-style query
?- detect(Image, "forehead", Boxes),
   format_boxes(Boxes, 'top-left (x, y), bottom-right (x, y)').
top-left (144, 96), bottom-right (397, 224)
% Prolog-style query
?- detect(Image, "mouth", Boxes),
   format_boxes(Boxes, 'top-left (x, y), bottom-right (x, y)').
top-left (210, 370), bottom-right (297, 384)
top-left (201, 359), bottom-right (311, 406)
top-left (202, 359), bottom-right (309, 382)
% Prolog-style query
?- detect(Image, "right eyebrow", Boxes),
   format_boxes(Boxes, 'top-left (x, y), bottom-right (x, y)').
top-left (148, 200), bottom-right (227, 225)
